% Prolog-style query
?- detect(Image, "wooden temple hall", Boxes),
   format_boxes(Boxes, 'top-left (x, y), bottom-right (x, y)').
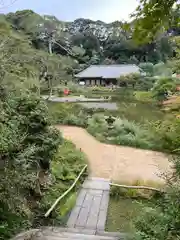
top-left (75, 64), bottom-right (140, 86)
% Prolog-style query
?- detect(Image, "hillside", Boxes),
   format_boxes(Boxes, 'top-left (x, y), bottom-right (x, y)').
top-left (0, 9), bottom-right (179, 88)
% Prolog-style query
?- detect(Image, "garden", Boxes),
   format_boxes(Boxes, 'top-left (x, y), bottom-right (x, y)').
top-left (1, 3), bottom-right (180, 239)
top-left (47, 74), bottom-right (180, 238)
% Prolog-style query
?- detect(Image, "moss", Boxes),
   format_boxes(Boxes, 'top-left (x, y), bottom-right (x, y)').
top-left (32, 139), bottom-right (88, 227)
top-left (106, 182), bottom-right (160, 233)
top-left (106, 197), bottom-right (152, 233)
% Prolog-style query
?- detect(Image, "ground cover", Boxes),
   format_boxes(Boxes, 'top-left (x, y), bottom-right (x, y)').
top-left (34, 140), bottom-right (88, 227)
top-left (106, 197), bottom-right (151, 233)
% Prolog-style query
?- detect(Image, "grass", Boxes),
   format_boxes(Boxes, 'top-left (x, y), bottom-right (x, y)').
top-left (33, 139), bottom-right (88, 227)
top-left (106, 181), bottom-right (161, 233)
top-left (106, 197), bottom-right (151, 233)
top-left (114, 102), bottom-right (166, 123)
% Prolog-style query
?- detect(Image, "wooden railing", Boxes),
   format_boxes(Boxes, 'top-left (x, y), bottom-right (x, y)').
top-left (45, 165), bottom-right (87, 217)
top-left (110, 182), bottom-right (163, 192)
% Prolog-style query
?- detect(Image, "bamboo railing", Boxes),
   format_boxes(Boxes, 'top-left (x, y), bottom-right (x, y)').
top-left (45, 164), bottom-right (87, 217)
top-left (109, 182), bottom-right (163, 192)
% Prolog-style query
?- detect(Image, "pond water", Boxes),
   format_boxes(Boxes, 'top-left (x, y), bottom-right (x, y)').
top-left (79, 102), bottom-right (118, 110)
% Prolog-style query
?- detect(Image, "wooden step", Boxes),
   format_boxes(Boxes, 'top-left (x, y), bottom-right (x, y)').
top-left (12, 227), bottom-right (127, 240)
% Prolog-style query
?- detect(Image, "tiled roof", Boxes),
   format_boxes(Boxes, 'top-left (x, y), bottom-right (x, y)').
top-left (75, 64), bottom-right (140, 79)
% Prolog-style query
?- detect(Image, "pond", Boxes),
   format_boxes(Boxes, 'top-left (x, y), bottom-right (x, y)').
top-left (79, 102), bottom-right (118, 110)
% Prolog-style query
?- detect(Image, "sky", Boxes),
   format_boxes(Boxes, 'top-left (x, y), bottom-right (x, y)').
top-left (0, 0), bottom-right (138, 23)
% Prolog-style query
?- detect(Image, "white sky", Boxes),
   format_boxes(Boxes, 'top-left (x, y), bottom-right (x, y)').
top-left (1, 0), bottom-right (139, 23)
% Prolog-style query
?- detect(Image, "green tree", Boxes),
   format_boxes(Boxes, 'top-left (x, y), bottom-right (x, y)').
top-left (152, 77), bottom-right (176, 102)
top-left (153, 62), bottom-right (172, 77)
top-left (139, 62), bottom-right (154, 76)
top-left (132, 0), bottom-right (179, 42)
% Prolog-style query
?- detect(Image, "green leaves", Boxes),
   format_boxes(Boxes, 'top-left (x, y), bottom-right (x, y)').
top-left (132, 0), bottom-right (178, 43)
top-left (152, 77), bottom-right (176, 101)
top-left (0, 91), bottom-right (62, 239)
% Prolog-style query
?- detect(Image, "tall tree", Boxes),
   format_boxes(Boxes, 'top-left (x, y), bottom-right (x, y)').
top-left (132, 0), bottom-right (179, 42)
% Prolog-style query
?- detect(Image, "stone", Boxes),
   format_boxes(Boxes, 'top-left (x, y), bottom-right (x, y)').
top-left (68, 178), bottom-right (110, 232)
top-left (86, 196), bottom-right (102, 229)
top-left (100, 191), bottom-right (109, 211)
top-left (88, 189), bottom-right (103, 197)
top-left (67, 206), bottom-right (81, 228)
top-left (83, 179), bottom-right (110, 191)
top-left (76, 207), bottom-right (90, 227)
top-left (97, 210), bottom-right (107, 231)
top-left (82, 193), bottom-right (93, 208)
top-left (76, 189), bottom-right (87, 207)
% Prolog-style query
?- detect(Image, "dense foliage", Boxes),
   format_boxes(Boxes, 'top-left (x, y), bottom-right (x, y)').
top-left (130, 2), bottom-right (180, 239)
top-left (0, 89), bottom-right (87, 239)
top-left (0, 19), bottom-right (87, 237)
top-left (0, 7), bottom-right (179, 77)
top-left (0, 14), bottom-right (78, 95)
top-left (133, 0), bottom-right (180, 42)
top-left (0, 89), bottom-right (61, 239)
top-left (0, 3), bottom-right (180, 239)
top-left (133, 157), bottom-right (180, 240)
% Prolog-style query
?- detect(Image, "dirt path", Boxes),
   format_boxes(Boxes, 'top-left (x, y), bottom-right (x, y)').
top-left (56, 125), bottom-right (171, 183)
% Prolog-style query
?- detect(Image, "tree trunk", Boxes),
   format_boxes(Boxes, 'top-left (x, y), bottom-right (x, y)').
top-left (48, 40), bottom-right (53, 55)
top-left (47, 78), bottom-right (53, 99)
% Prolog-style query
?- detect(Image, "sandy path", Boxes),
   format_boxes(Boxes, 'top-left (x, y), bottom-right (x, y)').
top-left (56, 125), bottom-right (171, 183)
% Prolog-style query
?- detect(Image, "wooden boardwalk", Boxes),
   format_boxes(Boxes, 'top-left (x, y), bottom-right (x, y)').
top-left (67, 177), bottom-right (110, 232)
top-left (13, 178), bottom-right (128, 239)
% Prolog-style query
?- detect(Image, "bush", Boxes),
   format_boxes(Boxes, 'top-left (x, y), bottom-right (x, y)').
top-left (48, 102), bottom-right (88, 125)
top-left (110, 180), bottom-right (163, 200)
top-left (152, 77), bottom-right (176, 102)
top-left (134, 183), bottom-right (180, 240)
top-left (87, 113), bottom-right (109, 139)
top-left (63, 112), bottom-right (87, 127)
top-left (112, 89), bottom-right (136, 102)
top-left (148, 118), bottom-right (180, 153)
top-left (134, 91), bottom-right (154, 103)
top-left (31, 139), bottom-right (87, 227)
top-left (108, 118), bottom-right (155, 149)
top-left (139, 62), bottom-right (154, 77)
top-left (0, 92), bottom-right (62, 239)
top-left (86, 114), bottom-right (157, 150)
top-left (90, 86), bottom-right (114, 92)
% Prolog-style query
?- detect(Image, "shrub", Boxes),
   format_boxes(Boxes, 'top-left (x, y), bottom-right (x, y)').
top-left (87, 113), bottom-right (109, 138)
top-left (109, 118), bottom-right (155, 149)
top-left (48, 102), bottom-right (88, 125)
top-left (134, 183), bottom-right (180, 240)
top-left (112, 89), bottom-right (136, 102)
top-left (63, 113), bottom-right (87, 127)
top-left (148, 118), bottom-right (180, 153)
top-left (139, 62), bottom-right (154, 77)
top-left (134, 91), bottom-right (154, 103)
top-left (55, 83), bottom-right (87, 96)
top-left (32, 140), bottom-right (87, 227)
top-left (152, 77), bottom-right (176, 102)
top-left (153, 62), bottom-right (172, 77)
top-left (90, 86), bottom-right (114, 92)
top-left (110, 180), bottom-right (163, 200)
top-left (0, 92), bottom-right (62, 239)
